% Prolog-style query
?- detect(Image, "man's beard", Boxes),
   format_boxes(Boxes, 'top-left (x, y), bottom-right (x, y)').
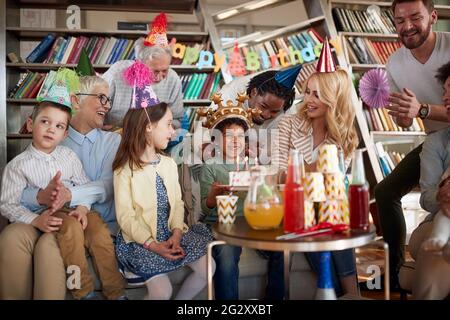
top-left (401, 21), bottom-right (432, 49)
top-left (252, 114), bottom-right (265, 125)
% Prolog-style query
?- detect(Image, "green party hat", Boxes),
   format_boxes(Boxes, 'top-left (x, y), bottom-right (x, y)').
top-left (36, 68), bottom-right (80, 109)
top-left (76, 48), bottom-right (95, 76)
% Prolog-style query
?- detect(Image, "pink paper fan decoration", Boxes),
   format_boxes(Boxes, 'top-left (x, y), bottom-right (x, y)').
top-left (359, 68), bottom-right (390, 108)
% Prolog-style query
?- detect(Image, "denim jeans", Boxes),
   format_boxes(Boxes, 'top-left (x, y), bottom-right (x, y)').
top-left (212, 244), bottom-right (284, 300)
top-left (306, 249), bottom-right (356, 296)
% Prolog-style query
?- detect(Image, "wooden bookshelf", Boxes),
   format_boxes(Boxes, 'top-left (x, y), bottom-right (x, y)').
top-left (371, 131), bottom-right (426, 144)
top-left (350, 63), bottom-right (386, 70)
top-left (371, 131), bottom-right (426, 137)
top-left (330, 0), bottom-right (392, 9)
top-left (7, 134), bottom-right (32, 139)
top-left (6, 27), bottom-right (209, 42)
top-left (6, 63), bottom-right (216, 73)
top-left (16, 0), bottom-right (198, 13)
top-left (339, 32), bottom-right (398, 38)
top-left (331, 0), bottom-right (450, 17)
top-left (0, 0), bottom-right (223, 167)
top-left (221, 15), bottom-right (326, 49)
top-left (329, 0), bottom-right (450, 182)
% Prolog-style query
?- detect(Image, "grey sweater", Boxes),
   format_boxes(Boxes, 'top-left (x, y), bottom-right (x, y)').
top-left (102, 60), bottom-right (184, 128)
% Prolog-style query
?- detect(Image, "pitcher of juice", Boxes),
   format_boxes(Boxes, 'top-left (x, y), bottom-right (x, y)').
top-left (244, 166), bottom-right (284, 230)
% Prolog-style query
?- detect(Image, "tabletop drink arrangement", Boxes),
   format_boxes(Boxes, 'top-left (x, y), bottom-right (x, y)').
top-left (217, 144), bottom-right (370, 236)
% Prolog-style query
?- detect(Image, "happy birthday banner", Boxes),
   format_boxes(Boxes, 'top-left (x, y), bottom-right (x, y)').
top-left (171, 37), bottom-right (341, 77)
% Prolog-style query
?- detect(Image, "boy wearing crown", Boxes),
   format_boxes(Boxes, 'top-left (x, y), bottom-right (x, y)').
top-left (198, 95), bottom-right (284, 300)
top-left (0, 69), bottom-right (125, 300)
top-left (209, 66), bottom-right (300, 163)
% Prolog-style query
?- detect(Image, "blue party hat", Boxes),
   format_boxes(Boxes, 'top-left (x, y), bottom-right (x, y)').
top-left (274, 64), bottom-right (302, 89)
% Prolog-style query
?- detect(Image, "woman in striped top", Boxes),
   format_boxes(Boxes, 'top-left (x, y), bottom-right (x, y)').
top-left (273, 69), bottom-right (358, 171)
top-left (273, 68), bottom-right (360, 297)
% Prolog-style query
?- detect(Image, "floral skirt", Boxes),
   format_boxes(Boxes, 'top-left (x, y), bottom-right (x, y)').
top-left (115, 223), bottom-right (213, 285)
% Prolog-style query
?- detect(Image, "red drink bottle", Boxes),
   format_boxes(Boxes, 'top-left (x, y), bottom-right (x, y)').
top-left (284, 149), bottom-right (305, 233)
top-left (349, 149), bottom-right (370, 230)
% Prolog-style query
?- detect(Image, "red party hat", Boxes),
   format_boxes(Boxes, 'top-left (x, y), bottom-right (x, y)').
top-left (316, 37), bottom-right (336, 73)
top-left (144, 12), bottom-right (169, 47)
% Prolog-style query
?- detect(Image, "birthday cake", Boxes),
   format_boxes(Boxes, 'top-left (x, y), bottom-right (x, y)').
top-left (229, 171), bottom-right (251, 187)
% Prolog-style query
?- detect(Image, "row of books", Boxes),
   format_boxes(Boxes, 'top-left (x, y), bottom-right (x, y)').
top-left (8, 71), bottom-right (46, 99)
top-left (226, 28), bottom-right (323, 69)
top-left (363, 106), bottom-right (425, 132)
top-left (181, 73), bottom-right (221, 100)
top-left (26, 33), bottom-right (137, 65)
top-left (185, 108), bottom-right (200, 133)
top-left (345, 37), bottom-right (401, 65)
top-left (8, 70), bottom-right (222, 102)
top-left (375, 142), bottom-right (406, 177)
top-left (332, 7), bottom-right (396, 34)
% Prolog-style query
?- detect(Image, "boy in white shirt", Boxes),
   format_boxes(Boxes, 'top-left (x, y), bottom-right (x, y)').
top-left (0, 69), bottom-right (125, 300)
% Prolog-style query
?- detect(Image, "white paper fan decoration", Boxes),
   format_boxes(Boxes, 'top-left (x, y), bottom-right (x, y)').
top-left (359, 68), bottom-right (390, 108)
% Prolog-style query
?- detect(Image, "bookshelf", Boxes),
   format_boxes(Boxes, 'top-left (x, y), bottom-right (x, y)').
top-left (5, 27), bottom-right (209, 42)
top-left (198, 0), bottom-right (386, 189)
top-left (0, 0), bottom-right (223, 166)
top-left (328, 0), bottom-right (449, 186)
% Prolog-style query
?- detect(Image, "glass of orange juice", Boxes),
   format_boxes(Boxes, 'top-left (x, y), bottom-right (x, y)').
top-left (244, 166), bottom-right (284, 230)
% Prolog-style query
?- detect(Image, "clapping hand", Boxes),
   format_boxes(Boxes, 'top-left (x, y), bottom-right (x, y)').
top-left (37, 171), bottom-right (71, 213)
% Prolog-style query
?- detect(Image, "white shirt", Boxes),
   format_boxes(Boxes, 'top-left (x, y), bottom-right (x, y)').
top-left (386, 31), bottom-right (450, 133)
top-left (0, 144), bottom-right (91, 224)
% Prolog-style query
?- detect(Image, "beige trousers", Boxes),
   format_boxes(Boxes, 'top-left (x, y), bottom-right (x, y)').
top-left (0, 223), bottom-right (66, 299)
top-left (54, 210), bottom-right (125, 300)
top-left (409, 220), bottom-right (450, 299)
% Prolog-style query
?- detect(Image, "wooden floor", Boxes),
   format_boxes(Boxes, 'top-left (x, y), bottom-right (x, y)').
top-left (355, 242), bottom-right (413, 300)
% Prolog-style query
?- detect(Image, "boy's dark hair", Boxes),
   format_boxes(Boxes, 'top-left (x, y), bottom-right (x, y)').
top-left (31, 101), bottom-right (72, 125)
top-left (215, 117), bottom-right (249, 133)
top-left (435, 61), bottom-right (450, 84)
top-left (391, 0), bottom-right (435, 13)
top-left (246, 70), bottom-right (295, 112)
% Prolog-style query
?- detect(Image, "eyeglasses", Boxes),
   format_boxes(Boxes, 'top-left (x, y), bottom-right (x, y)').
top-left (76, 93), bottom-right (111, 106)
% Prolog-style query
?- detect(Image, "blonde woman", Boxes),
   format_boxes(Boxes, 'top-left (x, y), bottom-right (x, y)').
top-left (273, 68), bottom-right (360, 297)
top-left (273, 68), bottom-right (358, 171)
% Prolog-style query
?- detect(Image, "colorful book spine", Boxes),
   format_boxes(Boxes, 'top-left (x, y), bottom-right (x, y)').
top-left (26, 34), bottom-right (56, 63)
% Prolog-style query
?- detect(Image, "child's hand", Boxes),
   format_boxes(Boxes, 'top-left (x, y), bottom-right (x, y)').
top-left (31, 209), bottom-right (63, 233)
top-left (68, 206), bottom-right (89, 230)
top-left (148, 241), bottom-right (184, 261)
top-left (37, 171), bottom-right (71, 212)
top-left (167, 229), bottom-right (185, 257)
top-left (206, 182), bottom-right (231, 209)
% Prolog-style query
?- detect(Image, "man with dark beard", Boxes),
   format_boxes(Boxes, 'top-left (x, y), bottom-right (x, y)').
top-left (374, 0), bottom-right (450, 291)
